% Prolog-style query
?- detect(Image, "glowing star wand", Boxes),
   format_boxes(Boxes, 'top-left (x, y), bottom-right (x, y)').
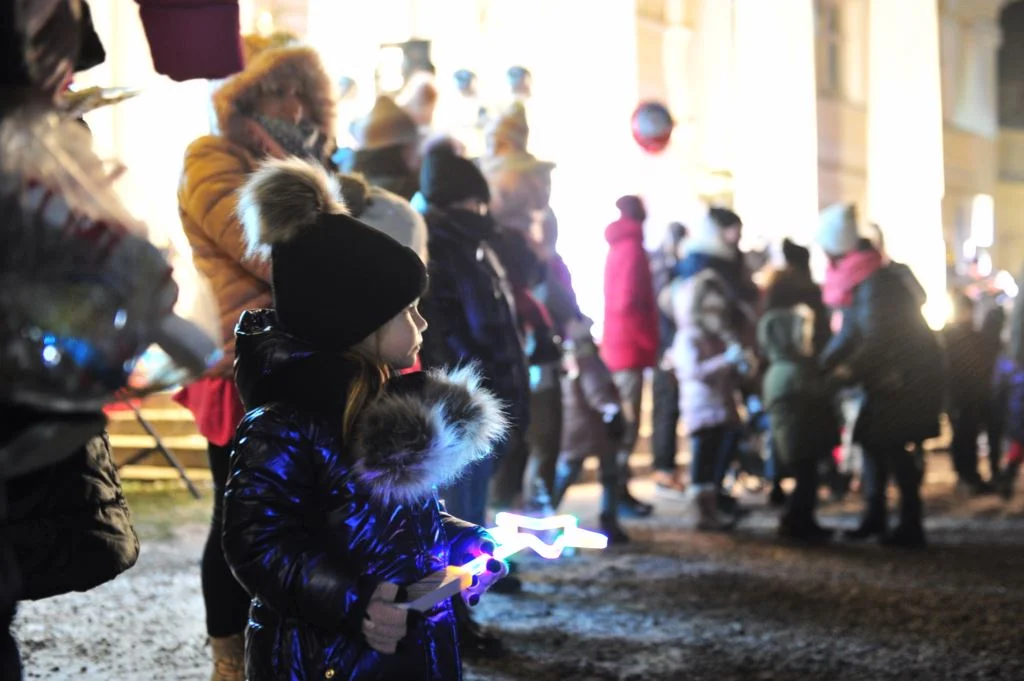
top-left (400, 513), bottom-right (608, 612)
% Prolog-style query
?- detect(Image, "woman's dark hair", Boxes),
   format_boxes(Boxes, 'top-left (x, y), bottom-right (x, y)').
top-left (708, 207), bottom-right (741, 230)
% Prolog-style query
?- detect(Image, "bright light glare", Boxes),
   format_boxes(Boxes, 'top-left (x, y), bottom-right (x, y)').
top-left (995, 270), bottom-right (1019, 298)
top-left (971, 194), bottom-right (995, 248)
top-left (377, 46), bottom-right (406, 93)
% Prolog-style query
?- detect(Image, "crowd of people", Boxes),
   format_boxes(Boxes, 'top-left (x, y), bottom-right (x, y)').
top-left (5, 7), bottom-right (1024, 681)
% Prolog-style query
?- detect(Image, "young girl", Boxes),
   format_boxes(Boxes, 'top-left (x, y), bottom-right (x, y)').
top-left (672, 271), bottom-right (756, 531)
top-left (223, 158), bottom-right (509, 681)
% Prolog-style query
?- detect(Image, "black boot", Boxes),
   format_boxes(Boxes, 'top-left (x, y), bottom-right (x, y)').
top-left (452, 596), bottom-right (505, 660)
top-left (880, 524), bottom-right (927, 549)
top-left (843, 510), bottom-right (887, 540)
top-left (618, 486), bottom-right (654, 518)
top-left (997, 462), bottom-right (1020, 501)
top-left (778, 514), bottom-right (834, 543)
top-left (599, 512), bottom-right (631, 544)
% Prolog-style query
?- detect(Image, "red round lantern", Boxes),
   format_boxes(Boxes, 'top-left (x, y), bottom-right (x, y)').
top-left (631, 101), bottom-right (675, 153)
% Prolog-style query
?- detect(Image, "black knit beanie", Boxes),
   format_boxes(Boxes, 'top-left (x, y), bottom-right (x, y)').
top-left (239, 158), bottom-right (427, 351)
top-left (782, 238), bottom-right (811, 270)
top-left (420, 147), bottom-right (490, 207)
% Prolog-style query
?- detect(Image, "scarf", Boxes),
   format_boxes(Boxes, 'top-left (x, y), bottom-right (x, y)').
top-left (251, 114), bottom-right (321, 159)
top-left (822, 248), bottom-right (884, 308)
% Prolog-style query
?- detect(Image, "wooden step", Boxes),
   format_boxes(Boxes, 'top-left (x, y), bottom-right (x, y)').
top-left (105, 408), bottom-right (199, 437)
top-left (110, 432), bottom-right (209, 470)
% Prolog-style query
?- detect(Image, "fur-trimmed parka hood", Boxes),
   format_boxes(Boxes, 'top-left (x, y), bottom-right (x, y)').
top-left (234, 309), bottom-right (508, 505)
top-left (351, 366), bottom-right (508, 505)
top-left (213, 45), bottom-right (336, 154)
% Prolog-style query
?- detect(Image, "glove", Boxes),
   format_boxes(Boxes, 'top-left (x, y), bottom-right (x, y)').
top-left (602, 408), bottom-right (626, 442)
top-left (462, 553), bottom-right (509, 607)
top-left (723, 343), bottom-right (746, 366)
top-left (362, 582), bottom-right (408, 654)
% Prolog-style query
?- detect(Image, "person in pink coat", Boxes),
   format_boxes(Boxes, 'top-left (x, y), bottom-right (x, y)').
top-left (602, 195), bottom-right (660, 516)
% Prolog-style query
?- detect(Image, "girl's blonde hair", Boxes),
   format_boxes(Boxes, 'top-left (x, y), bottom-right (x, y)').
top-left (340, 333), bottom-right (391, 442)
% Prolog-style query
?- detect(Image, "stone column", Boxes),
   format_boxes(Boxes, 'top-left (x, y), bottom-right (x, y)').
top-left (866, 0), bottom-right (947, 328)
top-left (954, 19), bottom-right (1002, 138)
top-left (732, 0), bottom-right (819, 251)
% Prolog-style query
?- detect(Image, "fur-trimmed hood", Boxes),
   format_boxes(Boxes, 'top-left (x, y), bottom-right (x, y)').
top-left (213, 45), bottom-right (336, 154)
top-left (234, 309), bottom-right (508, 505)
top-left (351, 366), bottom-right (508, 505)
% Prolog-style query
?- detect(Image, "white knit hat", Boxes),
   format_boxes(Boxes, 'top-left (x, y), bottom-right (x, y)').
top-left (359, 186), bottom-right (429, 263)
top-left (817, 203), bottom-right (860, 256)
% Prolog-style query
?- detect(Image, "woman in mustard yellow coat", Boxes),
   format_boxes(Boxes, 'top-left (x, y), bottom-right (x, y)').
top-left (175, 36), bottom-right (336, 681)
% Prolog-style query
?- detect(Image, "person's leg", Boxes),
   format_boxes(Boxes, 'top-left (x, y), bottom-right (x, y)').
top-left (203, 442), bottom-right (251, 639)
top-left (779, 456), bottom-right (831, 541)
top-left (441, 451), bottom-right (496, 527)
top-left (651, 367), bottom-right (681, 476)
top-left (951, 405), bottom-right (983, 486)
top-left (522, 388), bottom-right (563, 514)
top-left (612, 369), bottom-right (653, 516)
top-left (845, 444), bottom-right (889, 539)
top-left (986, 410), bottom-right (1004, 481)
top-left (489, 429), bottom-right (528, 511)
top-left (551, 456), bottom-right (585, 510)
top-left (882, 445), bottom-right (926, 547)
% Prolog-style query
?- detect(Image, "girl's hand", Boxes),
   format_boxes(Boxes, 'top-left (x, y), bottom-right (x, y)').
top-left (362, 582), bottom-right (408, 654)
top-left (462, 556), bottom-right (509, 607)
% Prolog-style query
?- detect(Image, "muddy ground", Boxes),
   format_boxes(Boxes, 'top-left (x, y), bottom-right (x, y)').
top-left (13, 457), bottom-right (1024, 681)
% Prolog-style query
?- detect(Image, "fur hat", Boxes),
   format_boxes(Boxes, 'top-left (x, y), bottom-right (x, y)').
top-left (213, 43), bottom-right (336, 147)
top-left (487, 102), bottom-right (530, 152)
top-left (336, 173), bottom-right (428, 263)
top-left (239, 158), bottom-right (427, 351)
top-left (420, 147), bottom-right (490, 207)
top-left (818, 203), bottom-right (860, 256)
top-left (353, 96), bottom-right (420, 151)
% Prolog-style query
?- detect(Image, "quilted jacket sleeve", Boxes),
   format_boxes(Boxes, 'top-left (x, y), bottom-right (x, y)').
top-left (180, 137), bottom-right (271, 282)
top-left (222, 407), bottom-right (378, 633)
top-left (439, 513), bottom-right (494, 566)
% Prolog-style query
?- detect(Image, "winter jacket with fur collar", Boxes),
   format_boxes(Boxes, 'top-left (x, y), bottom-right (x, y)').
top-left (224, 309), bottom-right (507, 681)
top-left (178, 46), bottom-right (335, 376)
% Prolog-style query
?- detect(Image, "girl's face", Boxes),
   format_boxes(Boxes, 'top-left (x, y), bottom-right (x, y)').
top-left (371, 301), bottom-right (428, 370)
top-left (255, 82), bottom-right (308, 126)
top-left (699, 294), bottom-right (728, 336)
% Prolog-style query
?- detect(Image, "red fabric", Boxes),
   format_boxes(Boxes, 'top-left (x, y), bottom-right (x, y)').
top-left (135, 0), bottom-right (244, 82)
top-left (515, 289), bottom-right (555, 332)
top-left (173, 376), bottom-right (245, 448)
top-left (822, 248), bottom-right (884, 308)
top-left (401, 358), bottom-right (422, 375)
top-left (601, 216), bottom-right (659, 372)
top-left (1008, 440), bottom-right (1024, 466)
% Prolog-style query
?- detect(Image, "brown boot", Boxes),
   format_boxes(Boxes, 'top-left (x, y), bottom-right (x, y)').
top-left (210, 634), bottom-right (245, 681)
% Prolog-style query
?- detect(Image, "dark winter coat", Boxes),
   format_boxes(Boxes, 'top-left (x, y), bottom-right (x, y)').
top-left (942, 321), bottom-right (992, 412)
top-left (224, 309), bottom-right (507, 681)
top-left (763, 267), bottom-right (831, 358)
top-left (758, 308), bottom-right (839, 470)
top-left (820, 264), bottom-right (944, 448)
top-left (602, 216), bottom-right (659, 372)
top-left (3, 427), bottom-right (138, 601)
top-left (650, 248), bottom-right (678, 355)
top-left (419, 207), bottom-right (530, 429)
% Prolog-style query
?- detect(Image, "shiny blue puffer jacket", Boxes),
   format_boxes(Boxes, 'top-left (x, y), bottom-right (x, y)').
top-left (223, 310), bottom-right (508, 681)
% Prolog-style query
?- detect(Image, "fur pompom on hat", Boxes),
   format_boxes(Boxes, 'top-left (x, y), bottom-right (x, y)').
top-left (818, 203), bottom-right (860, 256)
top-left (239, 158), bottom-right (427, 351)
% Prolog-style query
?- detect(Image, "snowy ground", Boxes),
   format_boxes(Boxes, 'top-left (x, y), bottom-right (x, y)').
top-left (13, 457), bottom-right (1024, 681)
